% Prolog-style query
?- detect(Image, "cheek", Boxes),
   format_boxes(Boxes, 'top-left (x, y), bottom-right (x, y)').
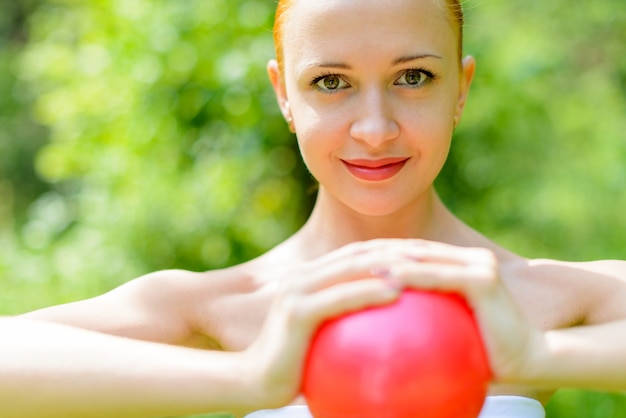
top-left (415, 84), bottom-right (459, 135)
top-left (399, 97), bottom-right (455, 175)
top-left (291, 110), bottom-right (330, 170)
top-left (400, 98), bottom-right (455, 143)
top-left (293, 111), bottom-right (349, 182)
top-left (293, 100), bottom-right (346, 146)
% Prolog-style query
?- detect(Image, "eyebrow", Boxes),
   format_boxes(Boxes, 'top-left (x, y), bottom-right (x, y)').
top-left (392, 54), bottom-right (443, 65)
top-left (302, 54), bottom-right (443, 70)
top-left (302, 61), bottom-right (351, 70)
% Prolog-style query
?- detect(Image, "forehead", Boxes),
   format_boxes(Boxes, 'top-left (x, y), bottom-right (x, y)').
top-left (281, 0), bottom-right (456, 67)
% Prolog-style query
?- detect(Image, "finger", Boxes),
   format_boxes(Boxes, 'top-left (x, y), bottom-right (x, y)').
top-left (285, 240), bottom-right (495, 294)
top-left (319, 238), bottom-right (494, 264)
top-left (384, 260), bottom-right (497, 295)
top-left (290, 252), bottom-right (410, 293)
top-left (311, 238), bottom-right (415, 264)
top-left (287, 278), bottom-right (401, 332)
top-left (399, 244), bottom-right (496, 267)
top-left (333, 239), bottom-right (496, 268)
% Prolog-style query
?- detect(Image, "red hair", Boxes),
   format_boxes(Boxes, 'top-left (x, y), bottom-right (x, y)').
top-left (272, 0), bottom-right (464, 72)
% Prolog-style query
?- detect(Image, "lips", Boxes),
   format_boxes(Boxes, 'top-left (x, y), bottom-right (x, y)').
top-left (341, 157), bottom-right (409, 182)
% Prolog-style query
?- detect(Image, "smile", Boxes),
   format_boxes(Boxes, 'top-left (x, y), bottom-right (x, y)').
top-left (341, 158), bottom-right (409, 182)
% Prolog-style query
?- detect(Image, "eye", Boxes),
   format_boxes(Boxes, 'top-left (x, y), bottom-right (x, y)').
top-left (395, 69), bottom-right (434, 87)
top-left (312, 74), bottom-right (350, 92)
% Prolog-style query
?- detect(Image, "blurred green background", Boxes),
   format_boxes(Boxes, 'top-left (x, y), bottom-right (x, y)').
top-left (1, 0), bottom-right (625, 417)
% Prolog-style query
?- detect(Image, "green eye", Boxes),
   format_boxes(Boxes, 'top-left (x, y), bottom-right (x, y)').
top-left (405, 70), bottom-right (425, 85)
top-left (322, 75), bottom-right (341, 90)
top-left (312, 74), bottom-right (349, 91)
top-left (395, 69), bottom-right (434, 87)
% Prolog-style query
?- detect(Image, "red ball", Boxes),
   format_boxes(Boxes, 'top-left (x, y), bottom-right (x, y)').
top-left (302, 290), bottom-right (492, 418)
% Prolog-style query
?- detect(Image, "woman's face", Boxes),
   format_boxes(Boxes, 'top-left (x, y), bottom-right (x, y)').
top-left (269, 0), bottom-right (475, 217)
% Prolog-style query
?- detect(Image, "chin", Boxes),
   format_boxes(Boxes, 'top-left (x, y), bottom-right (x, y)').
top-left (345, 199), bottom-right (410, 218)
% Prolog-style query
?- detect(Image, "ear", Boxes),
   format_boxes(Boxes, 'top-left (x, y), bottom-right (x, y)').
top-left (267, 59), bottom-right (293, 126)
top-left (454, 55), bottom-right (476, 125)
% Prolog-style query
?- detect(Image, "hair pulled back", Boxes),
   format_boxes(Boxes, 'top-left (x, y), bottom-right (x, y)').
top-left (272, 0), bottom-right (464, 72)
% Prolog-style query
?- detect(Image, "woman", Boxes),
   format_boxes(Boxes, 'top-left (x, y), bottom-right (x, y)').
top-left (22, 0), bottom-right (626, 417)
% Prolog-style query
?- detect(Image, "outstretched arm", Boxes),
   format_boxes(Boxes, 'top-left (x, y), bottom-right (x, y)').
top-left (0, 317), bottom-right (259, 418)
top-left (2, 241), bottom-right (408, 418)
top-left (374, 241), bottom-right (626, 392)
top-left (527, 318), bottom-right (626, 391)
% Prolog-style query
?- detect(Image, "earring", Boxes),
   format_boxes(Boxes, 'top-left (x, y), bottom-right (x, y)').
top-left (284, 101), bottom-right (295, 133)
top-left (453, 115), bottom-right (459, 127)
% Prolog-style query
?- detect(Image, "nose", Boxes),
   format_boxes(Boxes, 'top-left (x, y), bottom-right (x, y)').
top-left (350, 88), bottom-right (400, 147)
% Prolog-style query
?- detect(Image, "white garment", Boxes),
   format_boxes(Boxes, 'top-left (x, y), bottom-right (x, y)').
top-left (245, 396), bottom-right (545, 418)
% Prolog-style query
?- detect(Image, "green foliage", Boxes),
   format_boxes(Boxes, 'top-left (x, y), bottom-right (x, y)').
top-left (1, 0), bottom-right (315, 311)
top-left (437, 1), bottom-right (626, 261)
top-left (546, 389), bottom-right (626, 418)
top-left (0, 0), bottom-right (625, 416)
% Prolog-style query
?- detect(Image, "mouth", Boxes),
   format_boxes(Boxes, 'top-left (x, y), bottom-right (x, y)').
top-left (341, 157), bottom-right (410, 182)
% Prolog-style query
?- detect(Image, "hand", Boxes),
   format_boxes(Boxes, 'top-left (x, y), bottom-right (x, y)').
top-left (240, 240), bottom-right (414, 410)
top-left (365, 239), bottom-right (542, 385)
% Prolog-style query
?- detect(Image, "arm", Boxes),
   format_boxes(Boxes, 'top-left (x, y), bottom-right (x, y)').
top-left (374, 241), bottom-right (626, 392)
top-left (20, 270), bottom-right (201, 345)
top-left (521, 260), bottom-right (626, 391)
top-left (4, 241), bottom-right (409, 417)
top-left (0, 318), bottom-right (253, 418)
top-left (526, 318), bottom-right (626, 392)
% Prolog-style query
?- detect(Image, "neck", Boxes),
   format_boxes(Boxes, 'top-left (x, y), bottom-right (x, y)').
top-left (288, 187), bottom-right (478, 259)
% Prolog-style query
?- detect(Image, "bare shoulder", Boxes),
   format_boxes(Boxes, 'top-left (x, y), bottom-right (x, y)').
top-left (22, 266), bottom-right (256, 347)
top-left (113, 266), bottom-right (254, 306)
top-left (523, 258), bottom-right (626, 289)
top-left (559, 259), bottom-right (626, 279)
top-left (511, 257), bottom-right (626, 326)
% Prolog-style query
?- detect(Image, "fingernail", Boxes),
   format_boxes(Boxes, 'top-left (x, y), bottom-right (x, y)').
top-left (370, 267), bottom-right (391, 278)
top-left (370, 267), bottom-right (404, 291)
